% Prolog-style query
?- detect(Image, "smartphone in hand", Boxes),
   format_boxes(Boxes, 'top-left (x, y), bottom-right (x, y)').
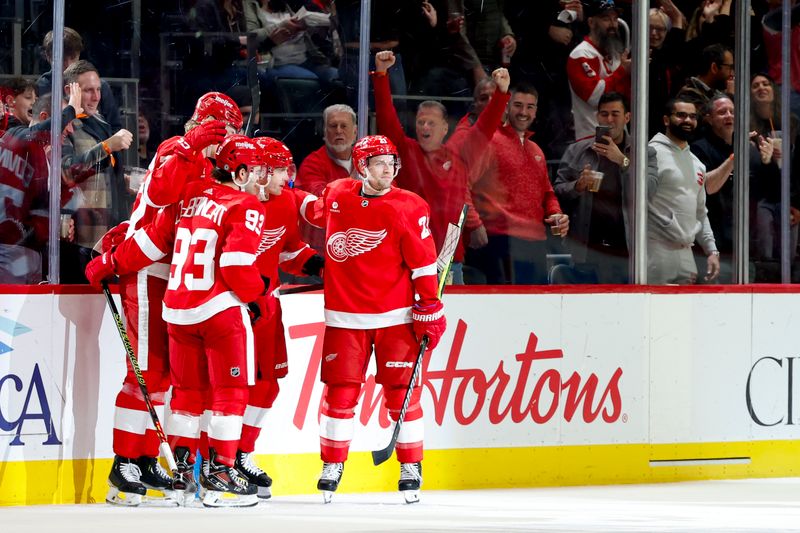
top-left (595, 125), bottom-right (611, 144)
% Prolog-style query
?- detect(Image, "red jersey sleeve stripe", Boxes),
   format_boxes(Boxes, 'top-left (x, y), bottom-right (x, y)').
top-left (411, 262), bottom-right (437, 280)
top-left (133, 229), bottom-right (167, 261)
top-left (219, 251), bottom-right (256, 267)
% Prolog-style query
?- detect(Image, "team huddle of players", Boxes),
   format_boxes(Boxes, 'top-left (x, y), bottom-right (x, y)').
top-left (83, 92), bottom-right (448, 508)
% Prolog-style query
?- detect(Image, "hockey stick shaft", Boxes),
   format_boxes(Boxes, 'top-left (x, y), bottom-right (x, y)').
top-left (102, 281), bottom-right (178, 473)
top-left (372, 205), bottom-right (468, 465)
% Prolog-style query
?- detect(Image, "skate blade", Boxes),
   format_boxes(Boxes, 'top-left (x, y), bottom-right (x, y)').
top-left (201, 490), bottom-right (259, 508)
top-left (402, 489), bottom-right (420, 504)
top-left (140, 488), bottom-right (180, 507)
top-left (105, 487), bottom-right (142, 507)
top-left (321, 490), bottom-right (334, 504)
top-left (257, 486), bottom-right (272, 500)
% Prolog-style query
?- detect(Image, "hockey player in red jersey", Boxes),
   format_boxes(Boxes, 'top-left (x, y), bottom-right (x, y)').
top-left (96, 92), bottom-right (236, 506)
top-left (86, 135), bottom-right (266, 508)
top-left (233, 137), bottom-right (325, 499)
top-left (298, 135), bottom-right (446, 504)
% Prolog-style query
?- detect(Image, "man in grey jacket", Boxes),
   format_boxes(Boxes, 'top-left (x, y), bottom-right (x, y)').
top-left (648, 97), bottom-right (720, 284)
top-left (554, 92), bottom-right (657, 283)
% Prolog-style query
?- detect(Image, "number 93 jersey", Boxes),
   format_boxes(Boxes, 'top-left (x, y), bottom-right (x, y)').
top-left (316, 179), bottom-right (439, 329)
top-left (113, 180), bottom-right (266, 325)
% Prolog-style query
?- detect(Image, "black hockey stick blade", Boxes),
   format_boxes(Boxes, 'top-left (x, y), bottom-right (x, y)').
top-left (372, 336), bottom-right (429, 465)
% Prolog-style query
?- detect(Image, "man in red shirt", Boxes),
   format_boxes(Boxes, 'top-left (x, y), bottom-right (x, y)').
top-left (86, 135), bottom-right (264, 508)
top-left (299, 135), bottom-right (446, 504)
top-left (235, 137), bottom-right (324, 499)
top-left (294, 104), bottom-right (358, 253)
top-left (372, 51), bottom-right (509, 283)
top-left (467, 82), bottom-right (570, 284)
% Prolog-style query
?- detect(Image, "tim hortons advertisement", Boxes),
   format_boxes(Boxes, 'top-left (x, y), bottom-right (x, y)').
top-left (3, 290), bottom-right (800, 463)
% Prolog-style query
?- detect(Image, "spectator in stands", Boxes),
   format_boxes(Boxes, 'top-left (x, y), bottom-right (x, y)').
top-left (677, 44), bottom-right (734, 110)
top-left (372, 51), bottom-right (511, 284)
top-left (648, 2), bottom-right (688, 139)
top-left (455, 0), bottom-right (516, 74)
top-left (567, 0), bottom-right (631, 140)
top-left (261, 0), bottom-right (340, 91)
top-left (36, 27), bottom-right (122, 132)
top-left (0, 87), bottom-right (82, 284)
top-left (336, 0), bottom-right (437, 107)
top-left (454, 77), bottom-right (498, 133)
top-left (761, 1), bottom-right (800, 120)
top-left (648, 97), bottom-right (720, 284)
top-left (1, 78), bottom-right (36, 129)
top-left (554, 92), bottom-right (657, 283)
top-left (748, 73), bottom-right (800, 269)
top-left (688, 93), bottom-right (735, 282)
top-left (506, 0), bottom-right (586, 157)
top-left (685, 0), bottom-right (734, 55)
top-left (60, 60), bottom-right (133, 283)
top-left (294, 103), bottom-right (358, 253)
top-left (467, 81), bottom-right (569, 284)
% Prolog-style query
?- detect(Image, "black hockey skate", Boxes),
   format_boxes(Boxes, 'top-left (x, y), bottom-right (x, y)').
top-left (235, 450), bottom-right (273, 500)
top-left (106, 455), bottom-right (146, 506)
top-left (136, 456), bottom-right (179, 506)
top-left (317, 462), bottom-right (344, 504)
top-left (398, 462), bottom-right (422, 504)
top-left (199, 448), bottom-right (258, 508)
top-left (172, 446), bottom-right (198, 507)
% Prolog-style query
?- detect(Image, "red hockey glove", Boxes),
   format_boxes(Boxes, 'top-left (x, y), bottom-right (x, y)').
top-left (176, 119), bottom-right (227, 158)
top-left (84, 251), bottom-right (118, 288)
top-left (101, 221), bottom-right (130, 253)
top-left (411, 300), bottom-right (447, 351)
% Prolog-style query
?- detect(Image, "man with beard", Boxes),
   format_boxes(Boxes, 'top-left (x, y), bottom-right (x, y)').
top-left (294, 104), bottom-right (358, 254)
top-left (677, 44), bottom-right (734, 111)
top-left (567, 0), bottom-right (631, 140)
top-left (648, 97), bottom-right (720, 284)
top-left (467, 82), bottom-right (570, 284)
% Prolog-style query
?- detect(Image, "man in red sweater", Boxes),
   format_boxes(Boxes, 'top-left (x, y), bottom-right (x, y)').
top-left (372, 50), bottom-right (510, 283)
top-left (294, 104), bottom-right (358, 253)
top-left (467, 82), bottom-right (570, 284)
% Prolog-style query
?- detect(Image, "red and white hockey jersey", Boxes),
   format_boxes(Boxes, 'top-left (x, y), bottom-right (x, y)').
top-left (125, 136), bottom-right (214, 280)
top-left (567, 37), bottom-right (631, 140)
top-left (113, 180), bottom-right (266, 325)
top-left (300, 178), bottom-right (439, 329)
top-left (254, 187), bottom-right (316, 293)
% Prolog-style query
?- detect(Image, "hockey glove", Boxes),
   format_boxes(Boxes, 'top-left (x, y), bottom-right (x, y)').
top-left (302, 254), bottom-right (325, 278)
top-left (101, 221), bottom-right (130, 253)
top-left (176, 119), bottom-right (227, 158)
top-left (411, 300), bottom-right (447, 351)
top-left (84, 251), bottom-right (118, 288)
top-left (247, 301), bottom-right (262, 324)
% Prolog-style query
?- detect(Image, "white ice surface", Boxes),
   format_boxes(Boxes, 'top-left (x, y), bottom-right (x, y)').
top-left (4, 479), bottom-right (800, 532)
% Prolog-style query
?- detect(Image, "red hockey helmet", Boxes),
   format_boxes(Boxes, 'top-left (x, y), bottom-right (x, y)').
top-left (352, 135), bottom-right (400, 176)
top-left (191, 92), bottom-right (244, 131)
top-left (215, 134), bottom-right (263, 172)
top-left (254, 136), bottom-right (294, 170)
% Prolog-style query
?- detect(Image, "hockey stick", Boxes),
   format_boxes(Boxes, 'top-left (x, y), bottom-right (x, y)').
top-left (101, 281), bottom-right (178, 474)
top-left (372, 204), bottom-right (469, 466)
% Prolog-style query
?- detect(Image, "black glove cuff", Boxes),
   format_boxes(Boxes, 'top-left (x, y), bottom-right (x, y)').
top-left (302, 254), bottom-right (325, 276)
